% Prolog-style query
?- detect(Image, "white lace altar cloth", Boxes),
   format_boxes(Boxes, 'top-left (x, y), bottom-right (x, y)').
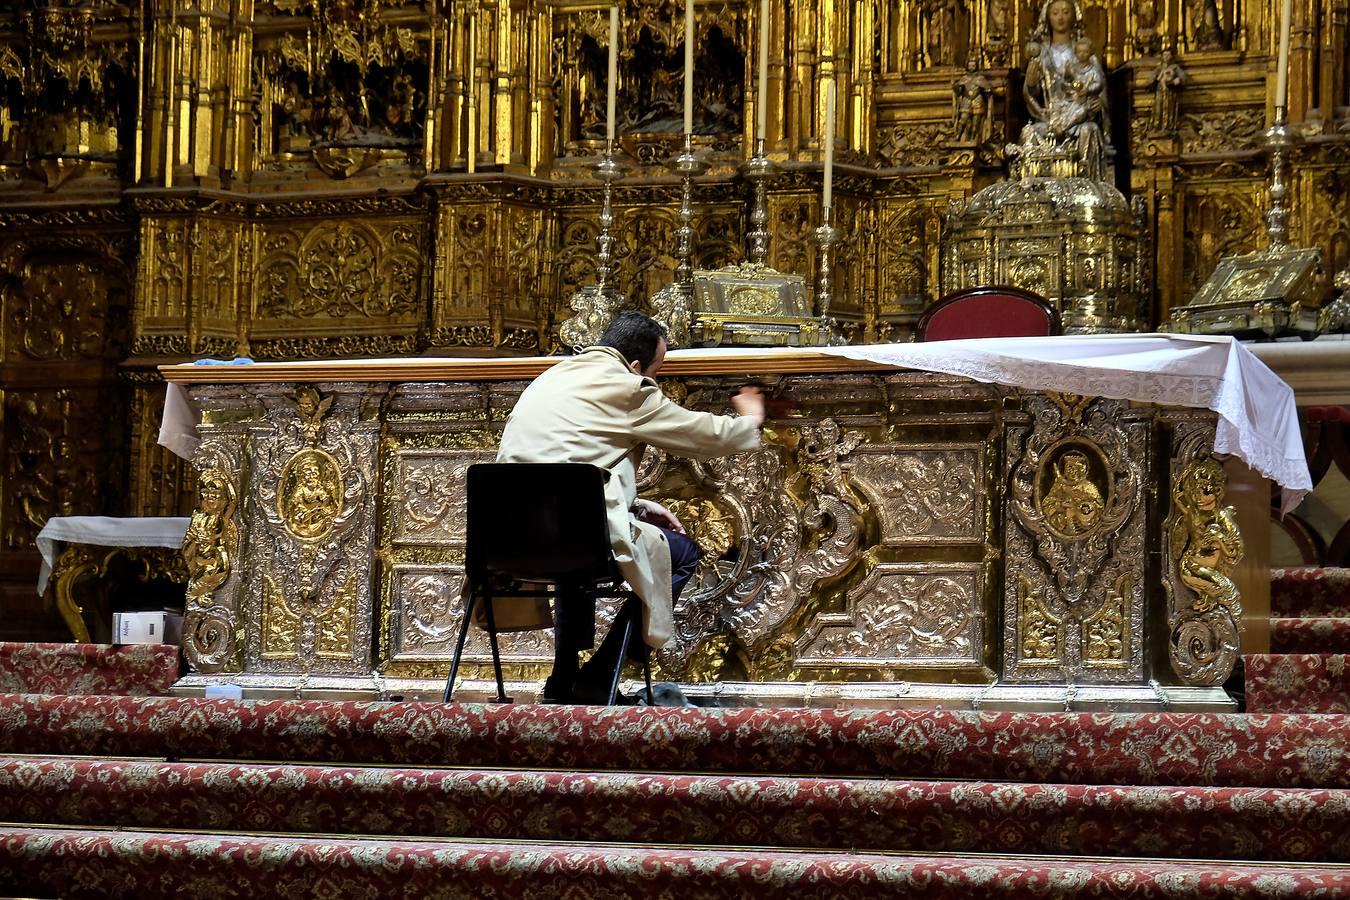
top-left (159, 333), bottom-right (1310, 513)
top-left (36, 516), bottom-right (191, 595)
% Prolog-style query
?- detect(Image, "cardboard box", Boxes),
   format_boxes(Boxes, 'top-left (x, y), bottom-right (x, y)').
top-left (112, 611), bottom-right (184, 646)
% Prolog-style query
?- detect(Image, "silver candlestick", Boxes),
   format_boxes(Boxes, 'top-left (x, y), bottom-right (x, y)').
top-left (594, 141), bottom-right (625, 288)
top-left (739, 137), bottom-right (779, 265)
top-left (1262, 106), bottom-right (1296, 249)
top-left (650, 133), bottom-right (707, 347)
top-left (670, 133), bottom-right (708, 285)
top-left (813, 205), bottom-right (842, 343)
top-left (560, 140), bottom-right (632, 351)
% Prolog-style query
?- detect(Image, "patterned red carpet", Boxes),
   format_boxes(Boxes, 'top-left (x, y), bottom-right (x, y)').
top-left (1247, 567), bottom-right (1350, 712)
top-left (4, 694), bottom-right (1350, 786)
top-left (2, 757), bottom-right (1348, 862)
top-left (0, 641), bottom-right (178, 696)
top-left (3, 828), bottom-right (1349, 899)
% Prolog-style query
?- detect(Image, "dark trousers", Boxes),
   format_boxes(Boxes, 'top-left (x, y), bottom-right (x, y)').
top-left (551, 528), bottom-right (701, 692)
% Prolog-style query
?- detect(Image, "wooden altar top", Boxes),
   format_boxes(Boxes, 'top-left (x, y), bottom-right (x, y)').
top-left (159, 347), bottom-right (896, 383)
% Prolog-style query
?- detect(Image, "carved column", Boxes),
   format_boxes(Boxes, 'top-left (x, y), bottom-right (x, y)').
top-left (240, 383), bottom-right (387, 677)
top-left (1001, 394), bottom-right (1150, 686)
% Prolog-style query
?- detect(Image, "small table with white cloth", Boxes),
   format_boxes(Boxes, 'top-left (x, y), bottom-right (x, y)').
top-left (36, 516), bottom-right (190, 643)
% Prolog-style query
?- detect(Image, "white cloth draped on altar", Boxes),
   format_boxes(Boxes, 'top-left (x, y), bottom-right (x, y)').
top-left (159, 333), bottom-right (1311, 512)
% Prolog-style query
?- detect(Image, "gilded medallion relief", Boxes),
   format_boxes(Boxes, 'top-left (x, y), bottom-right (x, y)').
top-left (1003, 394), bottom-right (1147, 683)
top-left (1163, 420), bottom-right (1245, 686)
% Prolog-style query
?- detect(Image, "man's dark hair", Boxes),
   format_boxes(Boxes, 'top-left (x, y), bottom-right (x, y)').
top-left (599, 311), bottom-right (667, 371)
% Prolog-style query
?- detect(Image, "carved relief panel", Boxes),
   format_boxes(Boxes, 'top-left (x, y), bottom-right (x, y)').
top-left (431, 195), bottom-right (547, 352)
top-left (253, 210), bottom-right (425, 358)
top-left (1002, 393), bottom-right (1149, 684)
top-left (241, 383), bottom-right (386, 674)
top-left (181, 388), bottom-right (253, 674)
top-left (1160, 414), bottom-right (1244, 687)
top-left (375, 381), bottom-right (548, 678)
top-left (797, 563), bottom-right (986, 669)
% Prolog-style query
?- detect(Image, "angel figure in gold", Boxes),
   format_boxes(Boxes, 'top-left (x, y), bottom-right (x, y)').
top-left (183, 469), bottom-right (239, 602)
top-left (1172, 458), bottom-right (1244, 615)
top-left (793, 418), bottom-right (866, 508)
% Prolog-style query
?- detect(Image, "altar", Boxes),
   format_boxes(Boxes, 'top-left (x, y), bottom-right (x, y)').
top-left (160, 335), bottom-right (1306, 710)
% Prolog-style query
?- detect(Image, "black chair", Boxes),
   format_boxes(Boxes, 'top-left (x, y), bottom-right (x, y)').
top-left (443, 463), bottom-right (654, 705)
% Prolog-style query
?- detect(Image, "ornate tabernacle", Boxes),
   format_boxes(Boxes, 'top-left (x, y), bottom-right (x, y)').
top-left (941, 0), bottom-right (1148, 333)
top-left (165, 351), bottom-right (1269, 710)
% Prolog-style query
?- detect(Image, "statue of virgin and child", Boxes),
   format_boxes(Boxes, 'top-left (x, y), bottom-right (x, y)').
top-left (1012, 0), bottom-right (1112, 182)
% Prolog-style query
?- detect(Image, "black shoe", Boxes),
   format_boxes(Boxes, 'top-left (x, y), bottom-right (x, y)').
top-left (539, 674), bottom-right (575, 705)
top-left (570, 679), bottom-right (636, 706)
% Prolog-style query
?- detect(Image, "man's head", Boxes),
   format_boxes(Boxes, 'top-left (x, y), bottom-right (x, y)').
top-left (599, 311), bottom-right (668, 377)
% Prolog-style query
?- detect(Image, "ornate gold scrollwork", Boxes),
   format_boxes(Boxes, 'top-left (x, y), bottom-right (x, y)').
top-left (1018, 574), bottom-right (1063, 665)
top-left (1083, 573), bottom-right (1131, 665)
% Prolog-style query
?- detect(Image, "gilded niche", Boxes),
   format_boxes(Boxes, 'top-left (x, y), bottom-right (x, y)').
top-left (183, 468), bottom-right (240, 602)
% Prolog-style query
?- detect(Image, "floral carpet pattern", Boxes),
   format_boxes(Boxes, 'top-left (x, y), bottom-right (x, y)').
top-left (4, 694), bottom-right (1350, 787)
top-left (1, 757), bottom-right (1348, 862)
top-left (1271, 568), bottom-right (1350, 618)
top-left (1245, 654), bottom-right (1350, 714)
top-left (0, 642), bottom-right (179, 696)
top-left (1272, 618), bottom-right (1350, 654)
top-left (3, 828), bottom-right (1350, 900)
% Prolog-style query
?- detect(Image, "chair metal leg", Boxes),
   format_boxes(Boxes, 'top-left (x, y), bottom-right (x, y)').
top-left (642, 641), bottom-right (653, 703)
top-left (481, 589), bottom-right (511, 704)
top-left (608, 600), bottom-right (636, 706)
top-left (443, 590), bottom-right (477, 703)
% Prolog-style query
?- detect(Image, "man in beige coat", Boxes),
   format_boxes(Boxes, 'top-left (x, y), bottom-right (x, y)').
top-left (496, 312), bottom-right (764, 703)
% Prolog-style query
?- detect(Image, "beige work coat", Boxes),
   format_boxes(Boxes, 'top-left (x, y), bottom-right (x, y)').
top-left (488, 345), bottom-right (762, 647)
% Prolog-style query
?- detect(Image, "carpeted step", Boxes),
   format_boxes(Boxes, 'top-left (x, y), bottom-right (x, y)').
top-left (1246, 654), bottom-right (1350, 714)
top-left (2, 757), bottom-right (1348, 862)
top-left (0, 641), bottom-right (179, 696)
top-left (4, 695), bottom-right (1350, 787)
top-left (1272, 568), bottom-right (1350, 618)
top-left (3, 827), bottom-right (1350, 899)
top-left (1273, 618), bottom-right (1350, 653)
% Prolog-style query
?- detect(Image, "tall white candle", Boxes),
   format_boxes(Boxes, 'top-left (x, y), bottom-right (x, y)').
top-left (822, 80), bottom-right (835, 211)
top-left (1274, 0), bottom-right (1293, 111)
top-left (607, 6), bottom-right (619, 142)
top-left (756, 0), bottom-right (769, 142)
top-left (684, 0), bottom-right (695, 135)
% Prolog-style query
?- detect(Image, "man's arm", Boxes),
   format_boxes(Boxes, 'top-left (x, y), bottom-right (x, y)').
top-left (628, 384), bottom-right (764, 461)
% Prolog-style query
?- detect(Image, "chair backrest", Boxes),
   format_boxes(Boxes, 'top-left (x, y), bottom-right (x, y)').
top-left (917, 286), bottom-right (1061, 342)
top-left (466, 463), bottom-right (614, 585)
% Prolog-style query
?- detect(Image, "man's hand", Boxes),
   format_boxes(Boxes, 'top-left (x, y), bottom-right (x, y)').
top-left (731, 385), bottom-right (766, 425)
top-left (632, 498), bottom-right (685, 534)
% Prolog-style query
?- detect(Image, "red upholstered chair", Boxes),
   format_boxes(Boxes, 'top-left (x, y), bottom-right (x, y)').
top-left (917, 286), bottom-right (1061, 342)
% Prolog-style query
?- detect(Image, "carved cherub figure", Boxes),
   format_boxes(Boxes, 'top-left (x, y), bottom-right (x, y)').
top-left (792, 417), bottom-right (866, 506)
top-left (1172, 458), bottom-right (1244, 617)
top-left (183, 469), bottom-right (239, 602)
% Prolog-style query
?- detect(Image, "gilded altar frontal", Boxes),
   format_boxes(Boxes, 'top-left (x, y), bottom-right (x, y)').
top-left (0, 0), bottom-right (1344, 648)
